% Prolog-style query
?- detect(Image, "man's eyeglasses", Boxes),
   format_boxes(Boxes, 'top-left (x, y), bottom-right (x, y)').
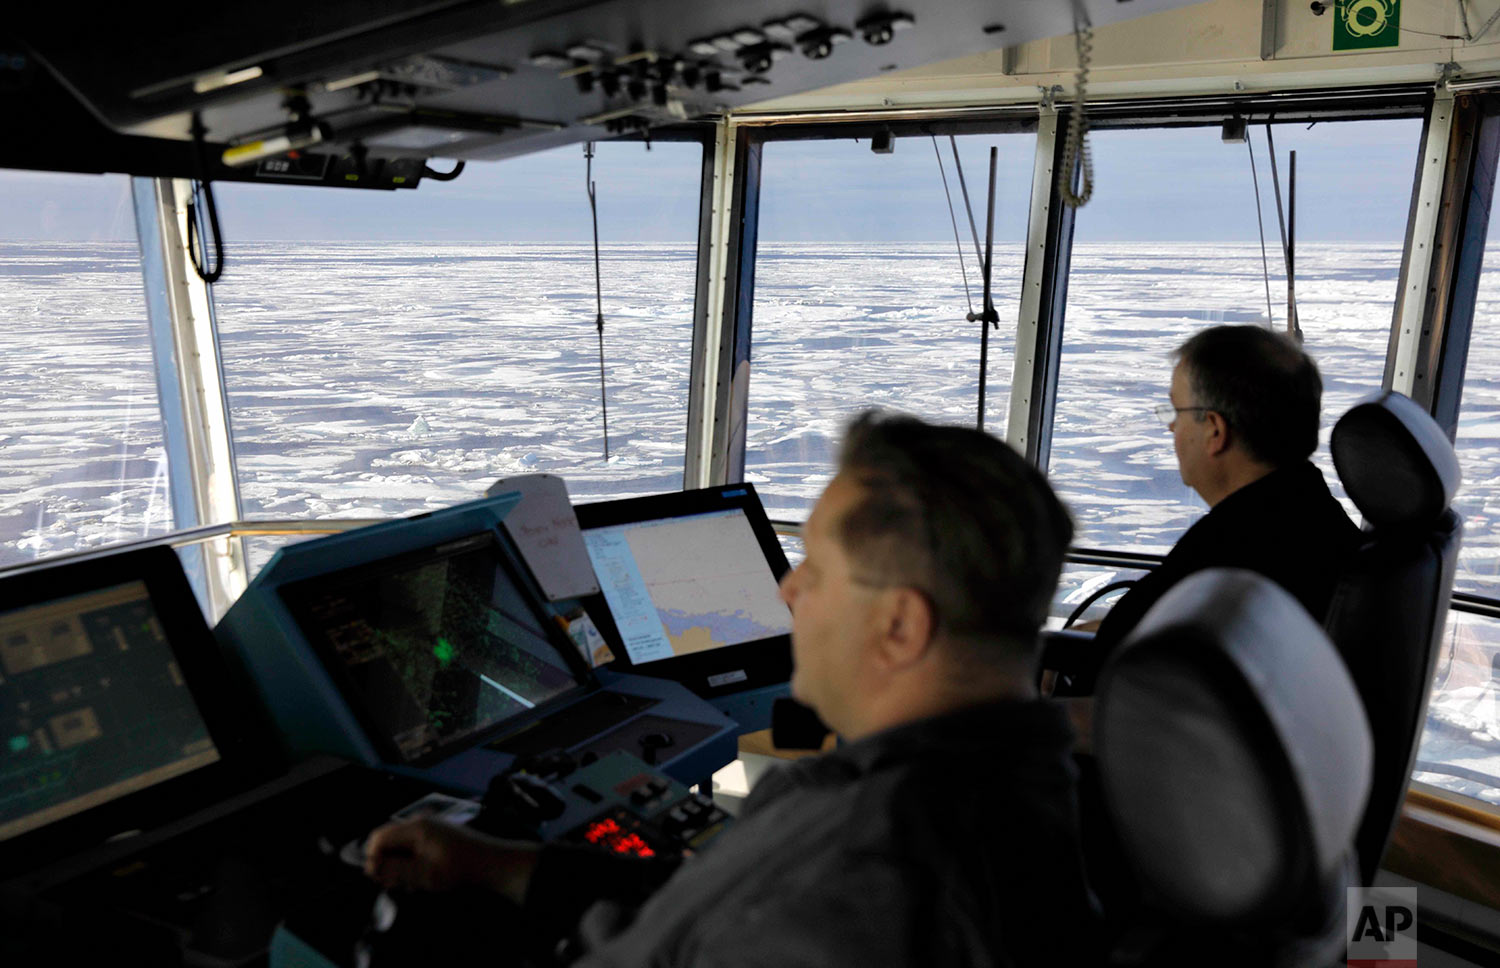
top-left (1152, 404), bottom-right (1211, 428)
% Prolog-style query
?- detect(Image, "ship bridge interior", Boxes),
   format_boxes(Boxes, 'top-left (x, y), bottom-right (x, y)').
top-left (7, 0), bottom-right (1500, 964)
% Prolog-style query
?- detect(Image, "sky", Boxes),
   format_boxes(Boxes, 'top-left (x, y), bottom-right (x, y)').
top-left (0, 117), bottom-right (1424, 244)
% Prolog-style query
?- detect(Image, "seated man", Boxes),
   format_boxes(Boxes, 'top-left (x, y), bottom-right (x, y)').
top-left (1091, 325), bottom-right (1361, 652)
top-left (365, 411), bottom-right (1100, 966)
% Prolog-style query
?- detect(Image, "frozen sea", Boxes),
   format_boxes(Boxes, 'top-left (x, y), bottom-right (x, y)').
top-left (2, 238), bottom-right (1499, 801)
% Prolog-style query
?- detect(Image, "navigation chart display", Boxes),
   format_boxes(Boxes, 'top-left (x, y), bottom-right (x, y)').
top-left (0, 582), bottom-right (221, 843)
top-left (583, 509), bottom-right (793, 666)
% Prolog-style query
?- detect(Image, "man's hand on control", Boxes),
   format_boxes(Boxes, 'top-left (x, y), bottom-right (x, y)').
top-left (364, 818), bottom-right (540, 904)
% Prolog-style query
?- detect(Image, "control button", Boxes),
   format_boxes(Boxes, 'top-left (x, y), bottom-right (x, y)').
top-left (666, 806), bottom-right (689, 826)
top-left (630, 787), bottom-right (654, 806)
top-left (682, 799), bottom-right (704, 818)
top-left (572, 784), bottom-right (604, 804)
top-left (705, 809), bottom-right (727, 824)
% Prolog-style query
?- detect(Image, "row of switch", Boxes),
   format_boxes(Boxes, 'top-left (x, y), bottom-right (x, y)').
top-left (628, 776), bottom-right (675, 807)
top-left (661, 794), bottom-right (728, 845)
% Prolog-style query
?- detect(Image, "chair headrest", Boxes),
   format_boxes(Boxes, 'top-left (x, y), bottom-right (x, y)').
top-left (1331, 391), bottom-right (1460, 529)
top-left (1096, 569), bottom-right (1371, 926)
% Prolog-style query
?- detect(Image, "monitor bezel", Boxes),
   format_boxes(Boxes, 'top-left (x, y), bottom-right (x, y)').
top-left (573, 483), bottom-right (794, 697)
top-left (278, 528), bottom-right (596, 768)
top-left (0, 546), bottom-right (271, 878)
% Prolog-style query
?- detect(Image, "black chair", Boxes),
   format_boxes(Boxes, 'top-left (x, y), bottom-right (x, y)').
top-left (1095, 568), bottom-right (1372, 967)
top-left (1323, 389), bottom-right (1462, 882)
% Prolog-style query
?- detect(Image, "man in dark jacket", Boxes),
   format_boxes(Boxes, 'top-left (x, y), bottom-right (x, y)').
top-left (1092, 325), bottom-right (1361, 653)
top-left (366, 411), bottom-right (1100, 966)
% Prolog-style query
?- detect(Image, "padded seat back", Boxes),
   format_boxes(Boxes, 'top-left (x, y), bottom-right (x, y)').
top-left (1096, 568), bottom-right (1371, 964)
top-left (1326, 390), bottom-right (1462, 881)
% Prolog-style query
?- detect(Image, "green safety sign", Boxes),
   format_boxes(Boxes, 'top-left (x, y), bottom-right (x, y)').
top-left (1334, 0), bottom-right (1400, 50)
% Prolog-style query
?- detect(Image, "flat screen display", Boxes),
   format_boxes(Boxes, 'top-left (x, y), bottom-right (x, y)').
top-left (282, 532), bottom-right (584, 764)
top-left (582, 508), bottom-right (793, 667)
top-left (0, 581), bottom-right (221, 843)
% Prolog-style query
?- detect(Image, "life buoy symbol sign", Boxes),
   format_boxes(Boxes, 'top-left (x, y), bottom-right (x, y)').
top-left (1343, 0), bottom-right (1391, 37)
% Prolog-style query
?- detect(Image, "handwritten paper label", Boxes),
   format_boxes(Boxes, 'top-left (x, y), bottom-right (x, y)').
top-left (485, 474), bottom-right (601, 600)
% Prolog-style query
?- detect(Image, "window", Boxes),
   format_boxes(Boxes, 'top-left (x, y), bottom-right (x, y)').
top-left (1050, 119), bottom-right (1422, 555)
top-left (0, 172), bottom-right (173, 568)
top-left (745, 132), bottom-right (1036, 520)
top-left (777, 531), bottom-right (805, 569)
top-left (1412, 610), bottom-right (1500, 805)
top-left (1052, 561), bottom-right (1151, 630)
top-left (1449, 222), bottom-right (1500, 597)
top-left (1413, 210), bottom-right (1500, 805)
top-left (210, 139), bottom-right (704, 539)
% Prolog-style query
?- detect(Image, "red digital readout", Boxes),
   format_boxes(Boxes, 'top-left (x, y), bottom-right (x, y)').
top-left (582, 817), bottom-right (656, 857)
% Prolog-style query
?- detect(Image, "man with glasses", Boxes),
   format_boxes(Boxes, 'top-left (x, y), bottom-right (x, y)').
top-left (1090, 324), bottom-right (1361, 652)
top-left (364, 411), bottom-right (1100, 966)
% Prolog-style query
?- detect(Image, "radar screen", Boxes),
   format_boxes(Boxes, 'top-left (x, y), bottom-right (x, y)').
top-left (0, 582), bottom-right (221, 842)
top-left (283, 532), bottom-right (585, 764)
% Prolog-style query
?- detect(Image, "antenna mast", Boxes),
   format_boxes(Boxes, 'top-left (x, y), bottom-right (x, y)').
top-left (585, 142), bottom-right (610, 461)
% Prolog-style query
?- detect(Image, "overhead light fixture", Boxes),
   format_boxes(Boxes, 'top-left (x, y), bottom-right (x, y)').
top-left (796, 27), bottom-right (851, 60)
top-left (567, 43), bottom-right (608, 61)
top-left (528, 51), bottom-right (573, 70)
top-left (856, 12), bottom-right (914, 46)
top-left (738, 43), bottom-right (788, 74)
top-left (192, 65), bottom-right (263, 95)
top-left (322, 70), bottom-right (381, 93)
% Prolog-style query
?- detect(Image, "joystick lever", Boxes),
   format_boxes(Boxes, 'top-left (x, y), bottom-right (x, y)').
top-left (637, 731), bottom-right (674, 766)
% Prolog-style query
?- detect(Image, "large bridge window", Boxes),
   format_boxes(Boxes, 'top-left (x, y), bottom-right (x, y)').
top-left (1048, 118), bottom-right (1421, 571)
top-left (1413, 210), bottom-right (1500, 806)
top-left (211, 139), bottom-right (703, 541)
top-left (745, 131), bottom-right (1036, 520)
top-left (0, 172), bottom-right (173, 569)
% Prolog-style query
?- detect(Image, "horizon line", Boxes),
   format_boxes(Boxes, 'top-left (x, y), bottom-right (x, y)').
top-left (0, 238), bottom-right (1407, 245)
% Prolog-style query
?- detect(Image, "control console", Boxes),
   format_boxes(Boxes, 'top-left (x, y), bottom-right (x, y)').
top-left (540, 751), bottom-right (731, 853)
top-left (339, 750), bottom-right (731, 870)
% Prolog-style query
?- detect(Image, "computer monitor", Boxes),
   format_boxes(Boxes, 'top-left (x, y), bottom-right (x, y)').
top-left (280, 530), bottom-right (588, 766)
top-left (0, 547), bottom-right (256, 870)
top-left (217, 494), bottom-right (739, 791)
top-left (574, 484), bottom-right (793, 696)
